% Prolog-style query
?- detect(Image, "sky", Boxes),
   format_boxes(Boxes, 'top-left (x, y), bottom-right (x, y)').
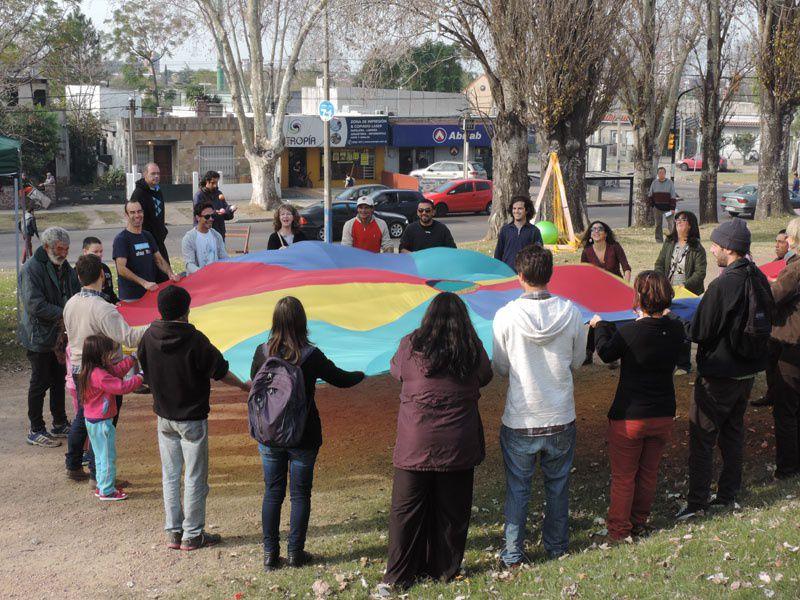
top-left (81, 0), bottom-right (218, 68)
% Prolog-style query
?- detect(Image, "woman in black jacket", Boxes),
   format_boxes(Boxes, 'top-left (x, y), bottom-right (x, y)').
top-left (589, 271), bottom-right (684, 542)
top-left (250, 296), bottom-right (364, 571)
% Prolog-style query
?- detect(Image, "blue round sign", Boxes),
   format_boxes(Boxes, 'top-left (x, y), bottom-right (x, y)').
top-left (318, 100), bottom-right (335, 121)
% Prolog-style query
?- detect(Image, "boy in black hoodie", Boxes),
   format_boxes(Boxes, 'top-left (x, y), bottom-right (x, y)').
top-left (138, 285), bottom-right (250, 551)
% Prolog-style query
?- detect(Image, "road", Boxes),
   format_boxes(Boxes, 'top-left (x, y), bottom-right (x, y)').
top-left (0, 180), bottom-right (738, 269)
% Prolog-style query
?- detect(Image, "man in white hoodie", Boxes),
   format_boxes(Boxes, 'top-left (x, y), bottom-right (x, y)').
top-left (492, 244), bottom-right (587, 565)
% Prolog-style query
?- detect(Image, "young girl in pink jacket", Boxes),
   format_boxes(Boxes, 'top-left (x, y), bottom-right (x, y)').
top-left (78, 335), bottom-right (143, 501)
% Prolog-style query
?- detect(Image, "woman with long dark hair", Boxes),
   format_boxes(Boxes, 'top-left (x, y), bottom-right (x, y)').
top-left (580, 221), bottom-right (632, 365)
top-left (588, 271), bottom-right (684, 542)
top-left (267, 204), bottom-right (307, 250)
top-left (654, 210), bottom-right (707, 295)
top-left (381, 292), bottom-right (493, 591)
top-left (249, 296), bottom-right (364, 571)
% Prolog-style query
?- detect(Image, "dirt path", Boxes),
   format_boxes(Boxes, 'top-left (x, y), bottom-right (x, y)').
top-left (0, 365), bottom-right (776, 599)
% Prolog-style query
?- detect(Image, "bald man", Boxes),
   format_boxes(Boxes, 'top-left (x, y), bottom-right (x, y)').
top-left (130, 163), bottom-right (170, 276)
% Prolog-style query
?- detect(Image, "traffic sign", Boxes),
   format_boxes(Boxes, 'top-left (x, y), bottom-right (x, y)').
top-left (318, 100), bottom-right (335, 122)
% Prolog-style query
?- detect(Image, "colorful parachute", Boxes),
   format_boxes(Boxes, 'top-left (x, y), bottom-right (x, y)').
top-left (119, 242), bottom-right (700, 380)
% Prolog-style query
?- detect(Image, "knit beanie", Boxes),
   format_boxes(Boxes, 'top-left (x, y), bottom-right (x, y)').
top-left (157, 285), bottom-right (191, 320)
top-left (710, 218), bottom-right (751, 255)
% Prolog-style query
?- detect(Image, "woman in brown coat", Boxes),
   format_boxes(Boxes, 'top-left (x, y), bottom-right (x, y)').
top-left (381, 292), bottom-right (492, 591)
top-left (770, 217), bottom-right (800, 480)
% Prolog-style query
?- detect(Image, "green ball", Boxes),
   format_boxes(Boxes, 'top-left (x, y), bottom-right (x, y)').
top-left (535, 220), bottom-right (559, 245)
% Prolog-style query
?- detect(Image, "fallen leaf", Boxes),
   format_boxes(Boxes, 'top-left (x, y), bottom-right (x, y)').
top-left (706, 572), bottom-right (728, 584)
top-left (312, 580), bottom-right (330, 598)
top-left (759, 572), bottom-right (771, 584)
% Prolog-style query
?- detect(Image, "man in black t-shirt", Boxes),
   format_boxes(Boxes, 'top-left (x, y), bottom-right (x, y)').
top-left (113, 199), bottom-right (180, 301)
top-left (399, 198), bottom-right (457, 253)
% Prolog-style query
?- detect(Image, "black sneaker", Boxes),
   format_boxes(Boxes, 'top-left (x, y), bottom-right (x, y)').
top-left (750, 395), bottom-right (774, 407)
top-left (166, 531), bottom-right (182, 550)
top-left (180, 531), bottom-right (221, 551)
top-left (675, 504), bottom-right (704, 521)
top-left (709, 496), bottom-right (735, 509)
top-left (286, 550), bottom-right (313, 567)
top-left (49, 421), bottom-right (71, 438)
top-left (66, 468), bottom-right (89, 481)
top-left (263, 549), bottom-right (281, 571)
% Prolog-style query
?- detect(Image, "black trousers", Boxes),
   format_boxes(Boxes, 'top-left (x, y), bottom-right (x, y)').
top-left (687, 375), bottom-right (754, 507)
top-left (764, 339), bottom-right (782, 403)
top-left (26, 350), bottom-right (67, 433)
top-left (774, 344), bottom-right (800, 478)
top-left (384, 468), bottom-right (474, 588)
top-left (154, 238), bottom-right (170, 284)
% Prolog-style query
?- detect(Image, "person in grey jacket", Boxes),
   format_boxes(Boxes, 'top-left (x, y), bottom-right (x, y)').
top-left (647, 167), bottom-right (680, 242)
top-left (182, 202), bottom-right (229, 274)
top-left (18, 226), bottom-right (80, 447)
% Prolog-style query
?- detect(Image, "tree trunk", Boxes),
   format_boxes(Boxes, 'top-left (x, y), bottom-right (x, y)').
top-left (247, 150), bottom-right (281, 210)
top-left (486, 110), bottom-right (529, 239)
top-left (699, 0), bottom-right (720, 225)
top-left (545, 108), bottom-right (590, 233)
top-left (756, 99), bottom-right (794, 218)
top-left (632, 124), bottom-right (656, 227)
top-left (149, 60), bottom-right (160, 107)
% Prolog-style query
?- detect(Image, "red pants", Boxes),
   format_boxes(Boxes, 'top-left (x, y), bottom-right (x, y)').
top-left (607, 417), bottom-right (673, 539)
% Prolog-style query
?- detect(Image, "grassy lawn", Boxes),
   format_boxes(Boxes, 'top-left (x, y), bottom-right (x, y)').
top-left (0, 211), bottom-right (91, 234)
top-left (96, 209), bottom-right (124, 225)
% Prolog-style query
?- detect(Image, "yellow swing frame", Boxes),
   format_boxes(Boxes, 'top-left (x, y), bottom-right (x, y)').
top-left (532, 152), bottom-right (580, 251)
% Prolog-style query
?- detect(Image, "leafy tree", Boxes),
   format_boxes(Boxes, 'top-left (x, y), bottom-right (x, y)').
top-left (0, 106), bottom-right (61, 175)
top-left (107, 2), bottom-right (190, 107)
top-left (733, 132), bottom-right (755, 161)
top-left (67, 111), bottom-right (103, 184)
top-left (356, 41), bottom-right (465, 93)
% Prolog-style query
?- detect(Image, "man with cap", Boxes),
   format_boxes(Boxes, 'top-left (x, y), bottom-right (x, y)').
top-left (341, 196), bottom-right (393, 253)
top-left (677, 218), bottom-right (773, 520)
top-left (137, 285), bottom-right (250, 551)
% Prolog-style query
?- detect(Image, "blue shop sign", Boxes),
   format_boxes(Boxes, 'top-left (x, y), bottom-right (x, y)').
top-left (391, 124), bottom-right (492, 148)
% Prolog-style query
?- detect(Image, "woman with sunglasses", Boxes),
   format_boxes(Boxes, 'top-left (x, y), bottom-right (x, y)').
top-left (580, 221), bottom-right (631, 365)
top-left (654, 210), bottom-right (706, 296)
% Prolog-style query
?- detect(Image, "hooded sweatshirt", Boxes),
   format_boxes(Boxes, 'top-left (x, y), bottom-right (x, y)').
top-left (137, 320), bottom-right (229, 421)
top-left (492, 292), bottom-right (587, 429)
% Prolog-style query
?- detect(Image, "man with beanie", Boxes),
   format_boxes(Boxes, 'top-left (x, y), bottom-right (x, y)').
top-left (138, 285), bottom-right (250, 551)
top-left (678, 218), bottom-right (773, 519)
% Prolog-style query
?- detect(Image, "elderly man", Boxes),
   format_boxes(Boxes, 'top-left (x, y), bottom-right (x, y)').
top-left (182, 202), bottom-right (229, 273)
top-left (130, 162), bottom-right (170, 268)
top-left (18, 226), bottom-right (80, 447)
top-left (113, 199), bottom-right (180, 301)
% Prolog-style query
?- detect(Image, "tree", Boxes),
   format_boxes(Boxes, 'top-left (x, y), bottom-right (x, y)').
top-left (192, 0), bottom-right (328, 209)
top-left (754, 0), bottom-right (800, 218)
top-left (67, 111), bottom-right (103, 184)
top-left (0, 106), bottom-right (61, 175)
top-left (692, 0), bottom-right (751, 224)
top-left (107, 1), bottom-right (190, 108)
top-left (618, 0), bottom-right (700, 227)
top-left (355, 41), bottom-right (465, 93)
top-left (732, 131), bottom-right (755, 160)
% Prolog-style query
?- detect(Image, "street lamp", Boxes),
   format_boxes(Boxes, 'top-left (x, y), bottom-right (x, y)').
top-left (670, 86), bottom-right (699, 179)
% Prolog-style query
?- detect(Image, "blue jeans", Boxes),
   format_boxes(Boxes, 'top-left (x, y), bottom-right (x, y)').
top-left (259, 444), bottom-right (318, 554)
top-left (86, 419), bottom-right (116, 496)
top-left (500, 423), bottom-right (576, 563)
top-left (157, 417), bottom-right (209, 540)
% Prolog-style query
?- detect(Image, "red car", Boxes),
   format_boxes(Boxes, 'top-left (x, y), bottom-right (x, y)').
top-left (423, 179), bottom-right (493, 216)
top-left (678, 155), bottom-right (728, 171)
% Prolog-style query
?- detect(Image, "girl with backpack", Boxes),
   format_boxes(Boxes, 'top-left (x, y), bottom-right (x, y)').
top-left (78, 334), bottom-right (143, 501)
top-left (249, 296), bottom-right (364, 571)
top-left (380, 292), bottom-right (492, 592)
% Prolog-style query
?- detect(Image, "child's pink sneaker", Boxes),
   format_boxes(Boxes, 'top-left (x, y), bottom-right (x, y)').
top-left (98, 490), bottom-right (128, 501)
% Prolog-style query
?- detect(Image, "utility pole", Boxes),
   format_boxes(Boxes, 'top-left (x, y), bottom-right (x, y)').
top-left (322, 7), bottom-right (332, 243)
top-left (462, 116), bottom-right (469, 178)
top-left (615, 112), bottom-right (622, 172)
top-left (128, 97), bottom-right (136, 173)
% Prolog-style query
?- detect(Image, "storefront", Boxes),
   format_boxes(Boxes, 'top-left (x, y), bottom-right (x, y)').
top-left (280, 116), bottom-right (388, 188)
top-left (386, 122), bottom-right (493, 178)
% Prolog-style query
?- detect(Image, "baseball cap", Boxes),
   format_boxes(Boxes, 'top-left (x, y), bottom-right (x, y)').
top-left (356, 197), bottom-right (374, 207)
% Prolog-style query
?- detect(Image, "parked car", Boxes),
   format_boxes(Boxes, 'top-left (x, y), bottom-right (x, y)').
top-left (423, 179), bottom-right (493, 216)
top-left (720, 185), bottom-right (800, 218)
top-left (298, 201), bottom-right (408, 241)
top-left (366, 188), bottom-right (427, 222)
top-left (678, 155), bottom-right (728, 171)
top-left (409, 161), bottom-right (488, 180)
top-left (335, 184), bottom-right (387, 202)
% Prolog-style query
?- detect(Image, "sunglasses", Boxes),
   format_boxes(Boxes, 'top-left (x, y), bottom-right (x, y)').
top-left (675, 217), bottom-right (688, 222)
top-left (200, 214), bottom-right (214, 220)
top-left (590, 226), bottom-right (605, 232)
top-left (417, 208), bottom-right (433, 214)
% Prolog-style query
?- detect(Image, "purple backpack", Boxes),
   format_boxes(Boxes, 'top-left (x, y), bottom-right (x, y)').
top-left (248, 345), bottom-right (314, 447)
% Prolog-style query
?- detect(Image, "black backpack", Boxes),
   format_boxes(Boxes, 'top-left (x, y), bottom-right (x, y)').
top-left (729, 263), bottom-right (774, 360)
top-left (247, 345), bottom-right (315, 447)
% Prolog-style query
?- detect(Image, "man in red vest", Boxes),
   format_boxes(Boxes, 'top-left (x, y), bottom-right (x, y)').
top-left (341, 197), bottom-right (392, 253)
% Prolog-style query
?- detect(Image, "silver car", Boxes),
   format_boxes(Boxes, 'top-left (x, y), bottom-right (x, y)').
top-left (409, 161), bottom-right (488, 180)
top-left (721, 185), bottom-right (800, 218)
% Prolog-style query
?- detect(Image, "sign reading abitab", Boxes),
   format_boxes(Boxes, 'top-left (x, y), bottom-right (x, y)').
top-left (318, 100), bottom-right (335, 121)
top-left (390, 124), bottom-right (492, 148)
